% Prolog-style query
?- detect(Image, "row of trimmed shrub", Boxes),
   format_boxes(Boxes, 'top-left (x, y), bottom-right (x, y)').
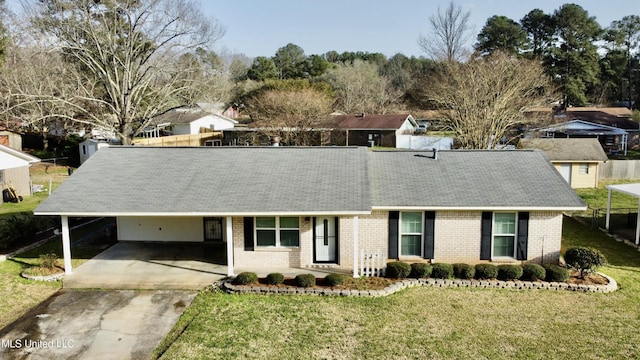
top-left (386, 261), bottom-right (571, 282)
top-left (233, 272), bottom-right (347, 288)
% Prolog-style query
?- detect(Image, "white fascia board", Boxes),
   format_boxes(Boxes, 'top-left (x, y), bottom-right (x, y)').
top-left (33, 210), bottom-right (372, 217)
top-left (372, 206), bottom-right (587, 212)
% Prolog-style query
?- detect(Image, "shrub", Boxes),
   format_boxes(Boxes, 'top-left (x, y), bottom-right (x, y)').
top-left (497, 264), bottom-right (523, 281)
top-left (39, 252), bottom-right (59, 270)
top-left (233, 272), bottom-right (258, 285)
top-left (564, 247), bottom-right (607, 279)
top-left (265, 272), bottom-right (284, 285)
top-left (0, 213), bottom-right (55, 250)
top-left (452, 263), bottom-right (475, 279)
top-left (385, 261), bottom-right (411, 279)
top-left (475, 264), bottom-right (498, 279)
top-left (295, 274), bottom-right (316, 288)
top-left (544, 264), bottom-right (570, 282)
top-left (431, 263), bottom-right (453, 279)
top-left (324, 273), bottom-right (346, 287)
top-left (522, 264), bottom-right (546, 281)
top-left (409, 263), bottom-right (433, 278)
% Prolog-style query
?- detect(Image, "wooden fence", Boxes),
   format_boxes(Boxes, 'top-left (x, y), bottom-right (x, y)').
top-left (599, 160), bottom-right (640, 180)
top-left (132, 132), bottom-right (222, 147)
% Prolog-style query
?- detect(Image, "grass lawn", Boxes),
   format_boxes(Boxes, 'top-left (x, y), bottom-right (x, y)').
top-left (0, 218), bottom-right (114, 329)
top-left (574, 179), bottom-right (640, 210)
top-left (0, 163), bottom-right (70, 216)
top-left (0, 260), bottom-right (60, 330)
top-left (154, 216), bottom-right (640, 359)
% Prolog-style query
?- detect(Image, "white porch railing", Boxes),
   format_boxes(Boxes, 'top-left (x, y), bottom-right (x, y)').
top-left (360, 250), bottom-right (386, 277)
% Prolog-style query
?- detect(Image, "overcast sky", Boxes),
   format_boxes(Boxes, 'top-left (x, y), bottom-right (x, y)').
top-left (206, 0), bottom-right (640, 58)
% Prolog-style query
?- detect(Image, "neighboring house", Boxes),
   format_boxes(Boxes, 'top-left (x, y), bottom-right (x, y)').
top-left (145, 107), bottom-right (237, 137)
top-left (532, 120), bottom-right (629, 155)
top-left (519, 138), bottom-right (608, 188)
top-left (35, 147), bottom-right (585, 276)
top-left (0, 129), bottom-right (22, 151)
top-left (333, 113), bottom-right (418, 147)
top-left (79, 139), bottom-right (121, 165)
top-left (0, 144), bottom-right (40, 202)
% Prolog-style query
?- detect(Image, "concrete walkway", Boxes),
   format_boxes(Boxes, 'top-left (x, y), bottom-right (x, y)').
top-left (0, 289), bottom-right (196, 360)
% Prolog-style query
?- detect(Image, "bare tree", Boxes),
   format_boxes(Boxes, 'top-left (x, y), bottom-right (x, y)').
top-left (323, 60), bottom-right (401, 114)
top-left (426, 52), bottom-right (554, 149)
top-left (11, 0), bottom-right (225, 145)
top-left (418, 1), bottom-right (472, 62)
top-left (0, 43), bottom-right (89, 149)
top-left (245, 88), bottom-right (333, 146)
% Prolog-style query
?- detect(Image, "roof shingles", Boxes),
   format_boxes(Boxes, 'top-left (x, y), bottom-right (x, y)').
top-left (35, 147), bottom-right (585, 216)
top-left (368, 150), bottom-right (585, 209)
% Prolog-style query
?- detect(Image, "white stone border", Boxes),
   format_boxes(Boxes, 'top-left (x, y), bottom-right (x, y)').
top-left (21, 270), bottom-right (65, 282)
top-left (222, 272), bottom-right (617, 296)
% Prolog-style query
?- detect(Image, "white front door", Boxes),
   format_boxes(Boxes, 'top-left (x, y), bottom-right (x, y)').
top-left (558, 163), bottom-right (572, 184)
top-left (315, 217), bottom-right (337, 262)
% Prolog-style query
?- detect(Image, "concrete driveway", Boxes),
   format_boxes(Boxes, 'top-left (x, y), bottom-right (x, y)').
top-left (64, 242), bottom-right (228, 290)
top-left (0, 289), bottom-right (196, 360)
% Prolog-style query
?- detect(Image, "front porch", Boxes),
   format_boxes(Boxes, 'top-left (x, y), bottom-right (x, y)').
top-left (63, 242), bottom-right (353, 290)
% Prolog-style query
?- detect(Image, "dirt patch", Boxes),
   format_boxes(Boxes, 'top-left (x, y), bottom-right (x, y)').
top-left (566, 271), bottom-right (609, 285)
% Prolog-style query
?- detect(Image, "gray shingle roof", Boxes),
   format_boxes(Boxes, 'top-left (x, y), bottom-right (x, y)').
top-left (35, 147), bottom-right (586, 216)
top-left (35, 147), bottom-right (371, 216)
top-left (519, 138), bottom-right (608, 162)
top-left (368, 150), bottom-right (586, 209)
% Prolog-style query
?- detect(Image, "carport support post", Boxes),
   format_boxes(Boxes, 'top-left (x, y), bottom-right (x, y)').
top-left (636, 199), bottom-right (640, 245)
top-left (61, 216), bottom-right (72, 274)
top-left (353, 216), bottom-right (359, 278)
top-left (226, 216), bottom-right (234, 276)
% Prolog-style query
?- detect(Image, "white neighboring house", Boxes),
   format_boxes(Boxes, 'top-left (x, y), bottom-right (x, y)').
top-left (144, 106), bottom-right (238, 137)
top-left (0, 144), bottom-right (40, 202)
top-left (79, 139), bottom-right (121, 165)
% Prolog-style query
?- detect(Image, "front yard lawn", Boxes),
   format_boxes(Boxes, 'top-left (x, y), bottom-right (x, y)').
top-left (0, 218), bottom-right (115, 329)
top-left (154, 216), bottom-right (640, 359)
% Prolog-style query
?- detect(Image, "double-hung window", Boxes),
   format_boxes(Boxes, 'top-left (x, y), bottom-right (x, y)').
top-left (493, 213), bottom-right (516, 257)
top-left (255, 216), bottom-right (300, 247)
top-left (400, 212), bottom-right (422, 256)
top-left (578, 164), bottom-right (589, 175)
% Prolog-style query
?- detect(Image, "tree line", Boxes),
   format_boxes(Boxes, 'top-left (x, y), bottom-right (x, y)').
top-left (0, 0), bottom-right (638, 149)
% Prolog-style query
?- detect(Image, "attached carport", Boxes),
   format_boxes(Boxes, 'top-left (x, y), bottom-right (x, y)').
top-left (43, 214), bottom-right (236, 278)
top-left (605, 183), bottom-right (640, 245)
top-left (62, 241), bottom-right (229, 289)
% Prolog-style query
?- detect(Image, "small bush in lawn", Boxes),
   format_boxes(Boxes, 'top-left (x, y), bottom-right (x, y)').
top-left (431, 263), bottom-right (453, 279)
top-left (522, 264), bottom-right (546, 281)
top-left (452, 263), bottom-right (475, 279)
top-left (233, 272), bottom-right (258, 285)
top-left (564, 246), bottom-right (607, 279)
top-left (39, 252), bottom-right (58, 270)
top-left (295, 274), bottom-right (316, 288)
top-left (475, 264), bottom-right (498, 279)
top-left (409, 263), bottom-right (433, 278)
top-left (497, 264), bottom-right (523, 281)
top-left (385, 261), bottom-right (411, 279)
top-left (324, 273), bottom-right (346, 287)
top-left (265, 272), bottom-right (284, 285)
top-left (544, 264), bottom-right (570, 282)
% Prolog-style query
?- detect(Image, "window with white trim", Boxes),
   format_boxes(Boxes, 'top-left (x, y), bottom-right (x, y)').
top-left (493, 213), bottom-right (516, 257)
top-left (400, 212), bottom-right (422, 256)
top-left (578, 164), bottom-right (589, 174)
top-left (255, 216), bottom-right (300, 247)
